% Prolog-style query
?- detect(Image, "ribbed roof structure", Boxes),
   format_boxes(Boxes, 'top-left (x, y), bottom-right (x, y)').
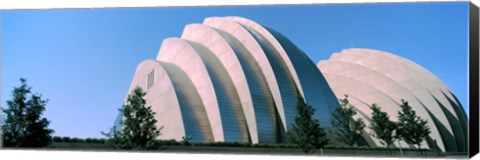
top-left (317, 48), bottom-right (468, 152)
top-left (116, 17), bottom-right (467, 152)
top-left (119, 16), bottom-right (340, 144)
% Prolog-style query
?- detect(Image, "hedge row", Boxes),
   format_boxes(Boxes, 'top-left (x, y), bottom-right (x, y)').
top-left (190, 142), bottom-right (298, 148)
top-left (52, 136), bottom-right (106, 143)
top-left (159, 140), bottom-right (434, 151)
top-left (50, 137), bottom-right (435, 152)
top-left (151, 140), bottom-right (299, 148)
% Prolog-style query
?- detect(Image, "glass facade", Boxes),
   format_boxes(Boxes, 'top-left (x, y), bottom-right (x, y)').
top-left (160, 62), bottom-right (214, 142)
top-left (216, 29), bottom-right (278, 143)
top-left (188, 41), bottom-right (250, 142)
top-left (267, 27), bottom-right (340, 129)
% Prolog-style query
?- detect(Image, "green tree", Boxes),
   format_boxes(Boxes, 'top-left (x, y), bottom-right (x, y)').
top-left (396, 99), bottom-right (430, 151)
top-left (102, 87), bottom-right (162, 150)
top-left (1, 78), bottom-right (54, 147)
top-left (102, 126), bottom-right (125, 149)
top-left (288, 94), bottom-right (328, 154)
top-left (180, 135), bottom-right (193, 146)
top-left (330, 95), bottom-right (365, 147)
top-left (369, 103), bottom-right (397, 150)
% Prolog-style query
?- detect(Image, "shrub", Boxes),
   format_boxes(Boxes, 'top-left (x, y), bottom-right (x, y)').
top-left (62, 137), bottom-right (71, 142)
top-left (52, 136), bottom-right (62, 142)
top-left (160, 139), bottom-right (180, 145)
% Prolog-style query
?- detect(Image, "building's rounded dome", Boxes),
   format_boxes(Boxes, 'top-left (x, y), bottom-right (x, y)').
top-left (317, 48), bottom-right (467, 152)
top-left (117, 17), bottom-right (467, 152)
top-left (120, 16), bottom-right (340, 144)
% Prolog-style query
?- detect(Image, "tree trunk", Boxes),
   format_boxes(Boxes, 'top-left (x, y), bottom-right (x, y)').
top-left (387, 144), bottom-right (390, 156)
top-left (418, 144), bottom-right (422, 156)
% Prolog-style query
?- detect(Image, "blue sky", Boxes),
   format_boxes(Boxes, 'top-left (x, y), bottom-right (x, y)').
top-left (1, 2), bottom-right (469, 138)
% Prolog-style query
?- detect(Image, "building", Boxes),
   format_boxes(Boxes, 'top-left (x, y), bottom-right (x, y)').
top-left (116, 16), bottom-right (467, 152)
top-left (317, 48), bottom-right (468, 152)
top-left (116, 16), bottom-right (340, 144)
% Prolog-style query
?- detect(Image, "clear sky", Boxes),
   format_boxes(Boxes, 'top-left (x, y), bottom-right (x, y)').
top-left (1, 2), bottom-right (469, 138)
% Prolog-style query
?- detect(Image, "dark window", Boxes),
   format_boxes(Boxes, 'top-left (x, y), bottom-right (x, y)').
top-left (147, 69), bottom-right (155, 89)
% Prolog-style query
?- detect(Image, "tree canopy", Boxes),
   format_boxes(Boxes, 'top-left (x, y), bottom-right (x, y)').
top-left (1, 78), bottom-right (54, 147)
top-left (396, 99), bottom-right (430, 149)
top-left (288, 94), bottom-right (328, 154)
top-left (330, 95), bottom-right (365, 147)
top-left (369, 103), bottom-right (397, 149)
top-left (103, 87), bottom-right (162, 150)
